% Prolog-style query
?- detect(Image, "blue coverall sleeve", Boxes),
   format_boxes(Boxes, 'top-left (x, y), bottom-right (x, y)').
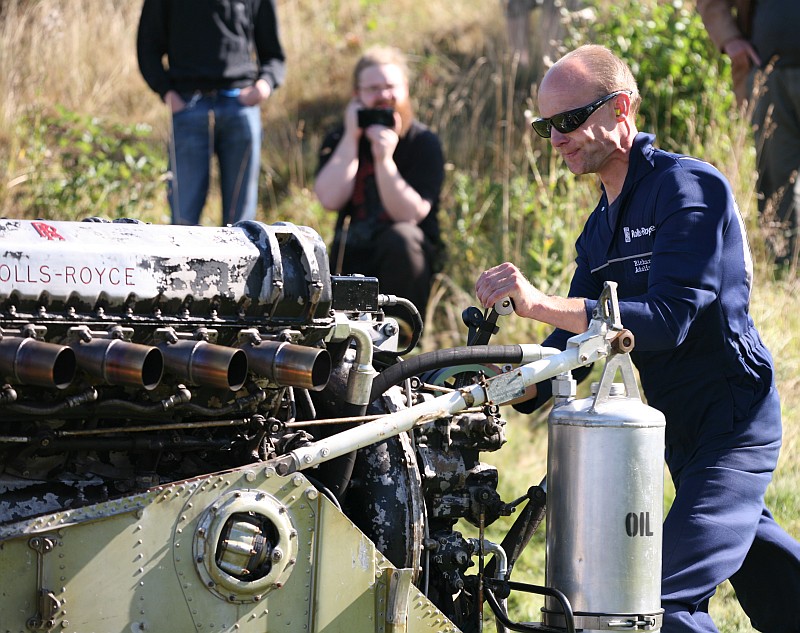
top-left (585, 162), bottom-right (730, 352)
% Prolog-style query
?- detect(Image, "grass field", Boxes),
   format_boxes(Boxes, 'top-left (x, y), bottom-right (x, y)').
top-left (1, 1), bottom-right (798, 631)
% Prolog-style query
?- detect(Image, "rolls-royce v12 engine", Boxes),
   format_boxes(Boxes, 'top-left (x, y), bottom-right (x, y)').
top-left (0, 218), bottom-right (664, 633)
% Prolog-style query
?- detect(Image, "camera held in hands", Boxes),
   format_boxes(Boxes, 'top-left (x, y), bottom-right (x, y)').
top-left (357, 107), bottom-right (395, 129)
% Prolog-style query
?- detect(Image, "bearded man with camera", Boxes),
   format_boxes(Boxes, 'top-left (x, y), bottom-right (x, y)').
top-left (314, 46), bottom-right (445, 325)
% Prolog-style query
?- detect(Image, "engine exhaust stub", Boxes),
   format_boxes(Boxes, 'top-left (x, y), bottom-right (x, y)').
top-left (71, 338), bottom-right (164, 391)
top-left (0, 337), bottom-right (77, 390)
top-left (160, 340), bottom-right (249, 391)
top-left (240, 340), bottom-right (331, 391)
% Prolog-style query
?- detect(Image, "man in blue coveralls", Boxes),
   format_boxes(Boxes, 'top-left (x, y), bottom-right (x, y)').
top-left (475, 44), bottom-right (800, 632)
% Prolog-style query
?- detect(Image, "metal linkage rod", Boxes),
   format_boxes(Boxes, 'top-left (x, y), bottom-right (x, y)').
top-left (273, 281), bottom-right (625, 476)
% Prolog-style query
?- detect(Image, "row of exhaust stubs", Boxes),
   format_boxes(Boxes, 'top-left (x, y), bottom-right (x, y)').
top-left (0, 337), bottom-right (332, 393)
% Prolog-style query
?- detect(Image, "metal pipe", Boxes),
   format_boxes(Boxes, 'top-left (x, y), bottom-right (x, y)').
top-left (240, 340), bottom-right (331, 391)
top-left (275, 345), bottom-right (593, 475)
top-left (159, 340), bottom-right (248, 391)
top-left (71, 338), bottom-right (163, 390)
top-left (345, 325), bottom-right (378, 406)
top-left (474, 539), bottom-right (508, 580)
top-left (0, 337), bottom-right (76, 389)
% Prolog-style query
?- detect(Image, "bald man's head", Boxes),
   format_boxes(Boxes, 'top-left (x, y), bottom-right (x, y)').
top-left (542, 45), bottom-right (641, 118)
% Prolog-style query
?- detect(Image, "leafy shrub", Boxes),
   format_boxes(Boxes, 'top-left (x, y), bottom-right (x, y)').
top-left (10, 106), bottom-right (167, 222)
top-left (563, 0), bottom-right (734, 151)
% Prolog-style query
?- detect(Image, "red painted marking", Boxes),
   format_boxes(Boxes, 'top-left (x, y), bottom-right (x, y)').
top-left (31, 221), bottom-right (66, 241)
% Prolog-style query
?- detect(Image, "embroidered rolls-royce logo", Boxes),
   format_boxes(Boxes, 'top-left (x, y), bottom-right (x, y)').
top-left (624, 225), bottom-right (655, 243)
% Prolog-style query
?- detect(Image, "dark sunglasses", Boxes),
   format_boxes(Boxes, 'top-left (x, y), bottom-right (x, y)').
top-left (531, 90), bottom-right (632, 138)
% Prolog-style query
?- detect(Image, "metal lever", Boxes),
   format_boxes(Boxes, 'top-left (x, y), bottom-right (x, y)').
top-left (463, 297), bottom-right (515, 346)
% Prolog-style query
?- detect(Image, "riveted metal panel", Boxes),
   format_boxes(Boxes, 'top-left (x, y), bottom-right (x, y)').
top-left (0, 464), bottom-right (463, 633)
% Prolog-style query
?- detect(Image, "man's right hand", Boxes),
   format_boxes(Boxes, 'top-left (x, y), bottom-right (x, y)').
top-left (723, 37), bottom-right (761, 69)
top-left (475, 262), bottom-right (589, 334)
top-left (343, 99), bottom-right (364, 139)
top-left (475, 262), bottom-right (545, 320)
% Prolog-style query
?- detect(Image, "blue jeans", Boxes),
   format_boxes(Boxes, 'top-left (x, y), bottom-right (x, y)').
top-left (168, 92), bottom-right (262, 226)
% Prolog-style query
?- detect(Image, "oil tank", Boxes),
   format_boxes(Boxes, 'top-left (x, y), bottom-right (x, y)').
top-left (543, 353), bottom-right (665, 632)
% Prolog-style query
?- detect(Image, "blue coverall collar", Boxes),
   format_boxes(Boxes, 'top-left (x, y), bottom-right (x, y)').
top-left (599, 132), bottom-right (657, 208)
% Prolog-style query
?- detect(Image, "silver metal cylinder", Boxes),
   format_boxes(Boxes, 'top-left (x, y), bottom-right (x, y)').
top-left (544, 355), bottom-right (665, 632)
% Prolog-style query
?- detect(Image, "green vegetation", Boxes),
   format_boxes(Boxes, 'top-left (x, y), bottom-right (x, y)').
top-left (9, 106), bottom-right (165, 221)
top-left (1, 1), bottom-right (797, 631)
top-left (564, 0), bottom-right (734, 148)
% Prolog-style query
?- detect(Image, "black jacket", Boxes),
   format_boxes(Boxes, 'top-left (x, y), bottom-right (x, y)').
top-left (137, 0), bottom-right (285, 98)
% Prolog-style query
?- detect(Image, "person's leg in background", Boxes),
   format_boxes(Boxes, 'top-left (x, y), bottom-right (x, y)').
top-left (370, 222), bottom-right (432, 322)
top-left (169, 94), bottom-right (212, 225)
top-left (751, 66), bottom-right (800, 269)
top-left (503, 0), bottom-right (534, 67)
top-left (215, 96), bottom-right (262, 226)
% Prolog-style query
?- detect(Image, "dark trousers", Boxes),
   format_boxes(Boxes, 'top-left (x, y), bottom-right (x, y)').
top-left (750, 66), bottom-right (800, 268)
top-left (661, 386), bottom-right (800, 632)
top-left (333, 222), bottom-right (434, 322)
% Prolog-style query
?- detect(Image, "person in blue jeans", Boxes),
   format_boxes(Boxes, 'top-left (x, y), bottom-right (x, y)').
top-left (475, 44), bottom-right (800, 632)
top-left (137, 0), bottom-right (285, 226)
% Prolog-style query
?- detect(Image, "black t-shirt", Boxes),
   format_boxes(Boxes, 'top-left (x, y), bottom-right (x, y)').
top-left (317, 120), bottom-right (445, 245)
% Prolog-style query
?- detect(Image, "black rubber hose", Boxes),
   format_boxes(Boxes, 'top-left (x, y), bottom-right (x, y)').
top-left (369, 344), bottom-right (526, 401)
top-left (484, 485), bottom-right (547, 581)
top-left (378, 294), bottom-right (424, 357)
top-left (313, 401), bottom-right (366, 501)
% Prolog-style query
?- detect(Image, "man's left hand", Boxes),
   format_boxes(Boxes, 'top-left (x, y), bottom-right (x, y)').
top-left (239, 79), bottom-right (272, 106)
top-left (366, 124), bottom-right (400, 162)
